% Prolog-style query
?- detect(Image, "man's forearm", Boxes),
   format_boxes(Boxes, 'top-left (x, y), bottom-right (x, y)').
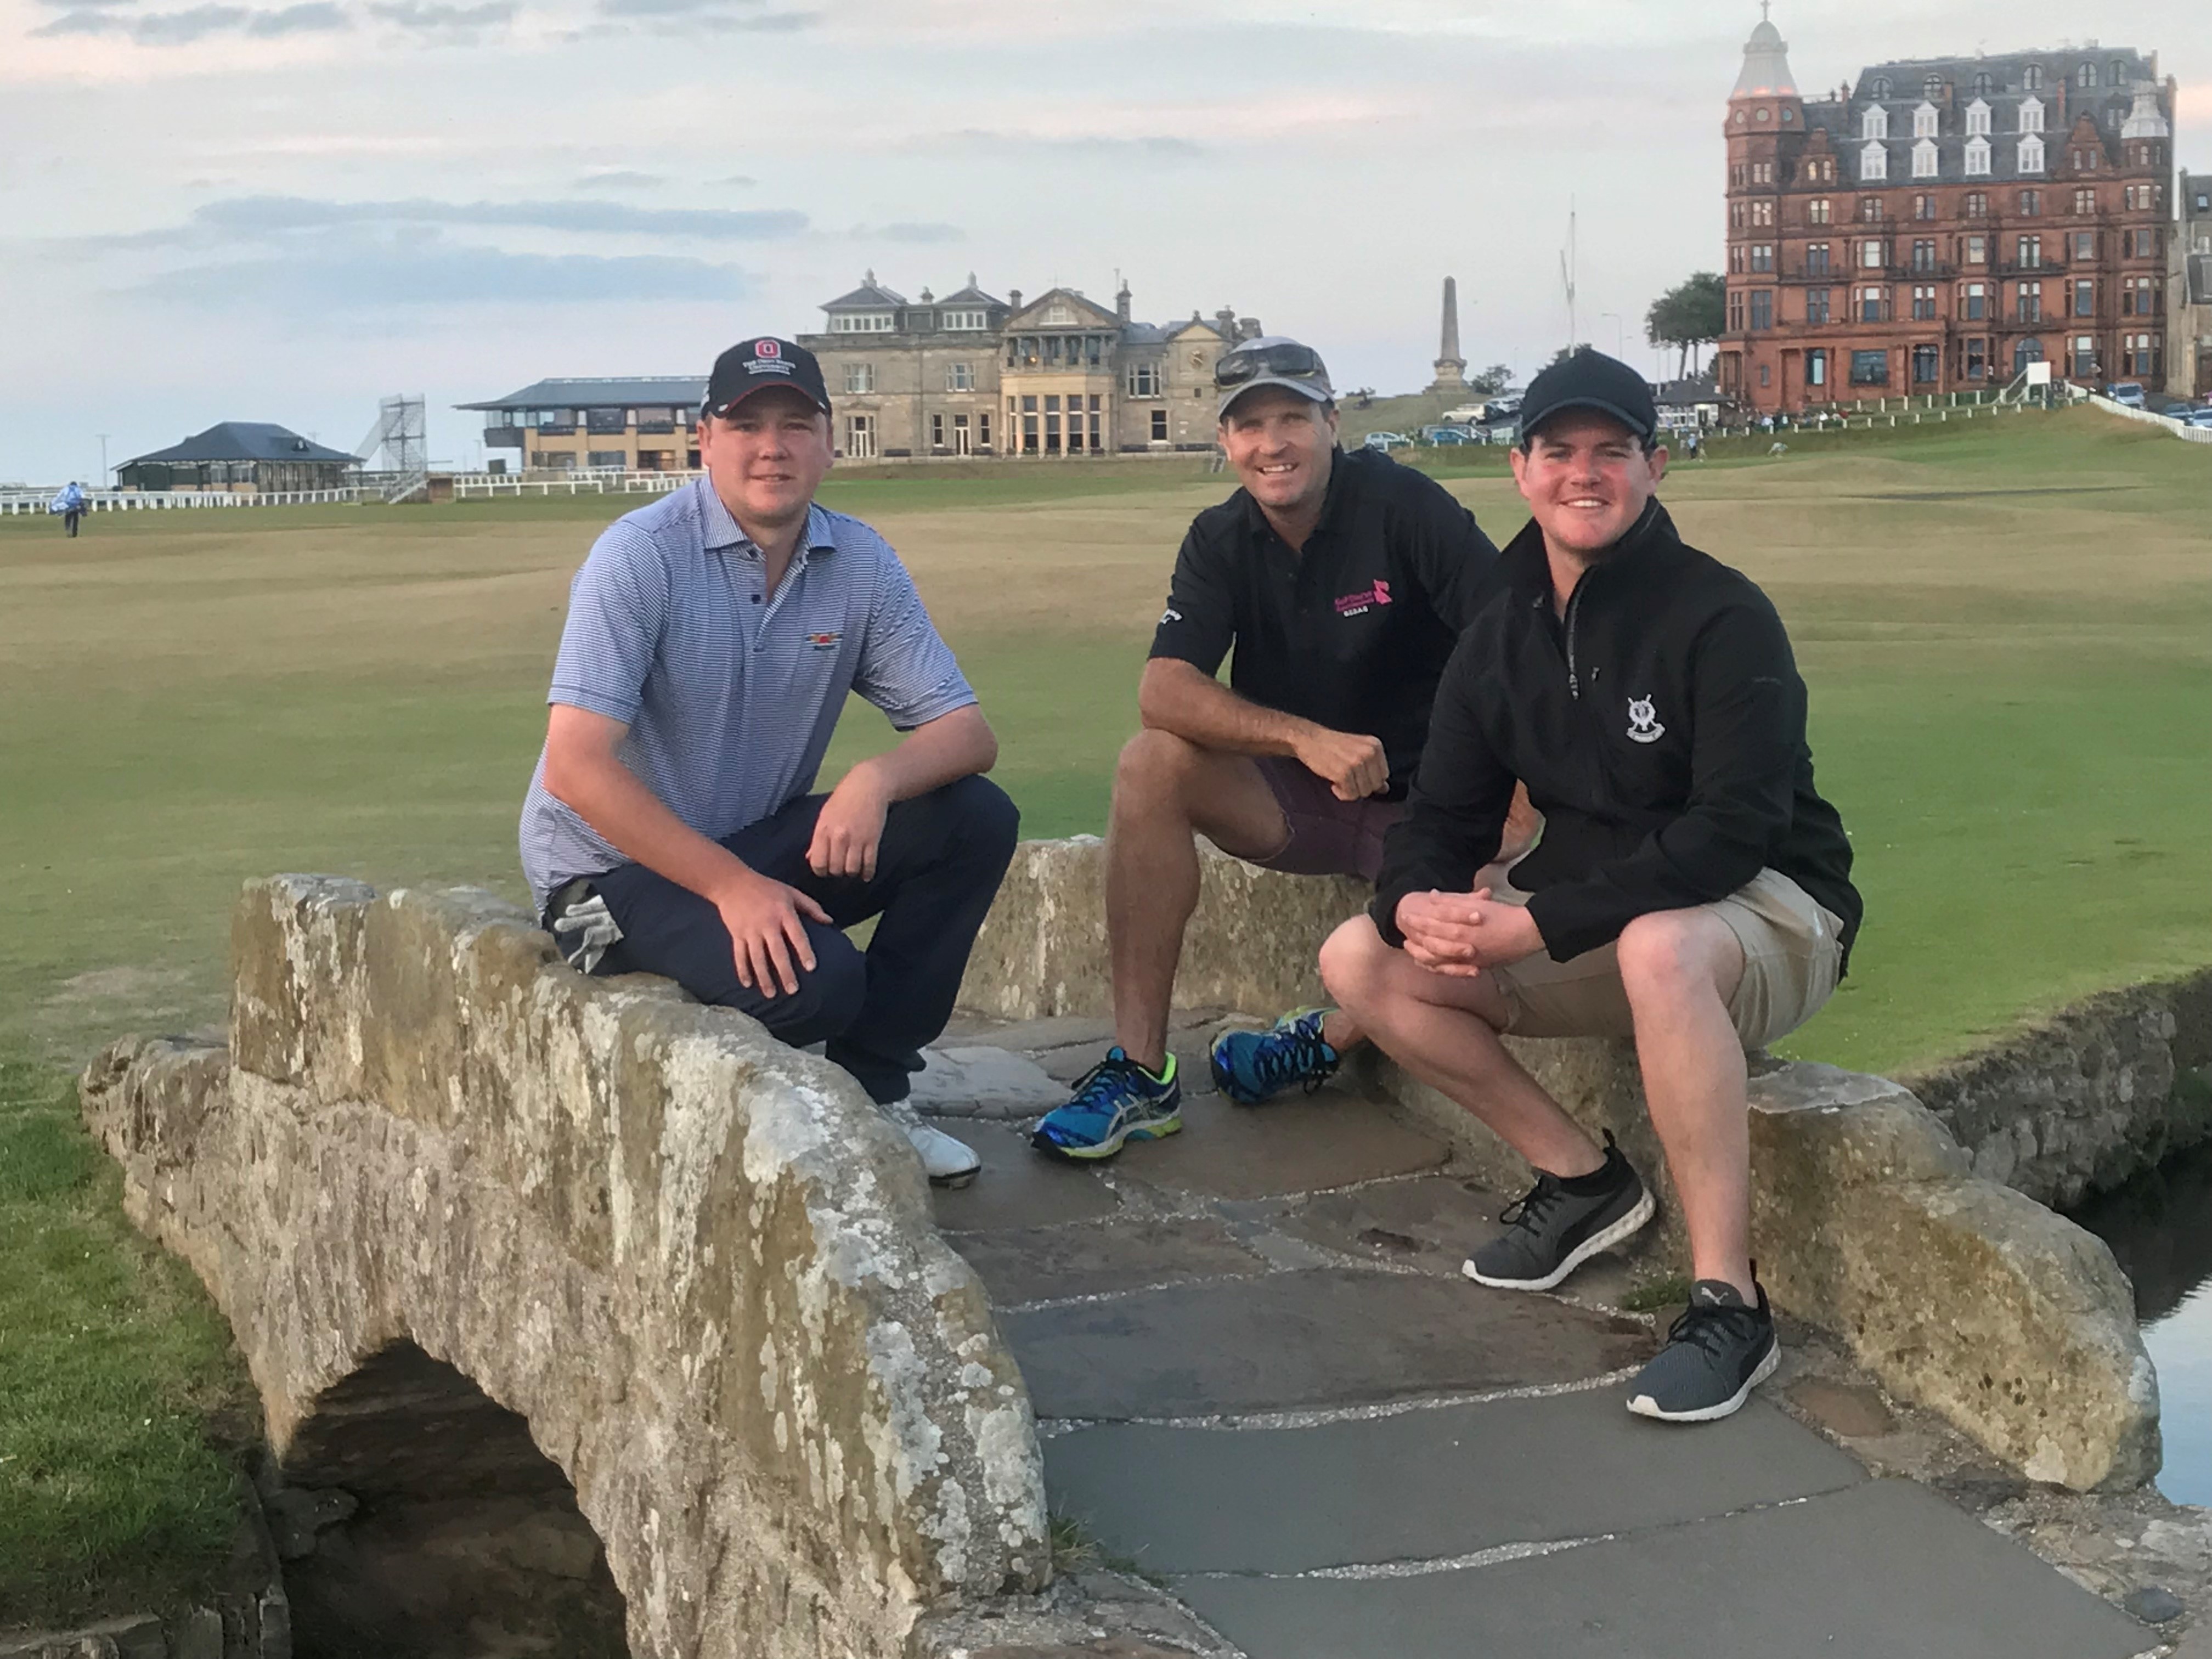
top-left (1137, 659), bottom-right (1313, 757)
top-left (545, 748), bottom-right (754, 904)
top-left (855, 705), bottom-right (997, 802)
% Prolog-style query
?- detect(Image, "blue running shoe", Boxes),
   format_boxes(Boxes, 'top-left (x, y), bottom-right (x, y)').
top-left (1209, 1007), bottom-right (1340, 1105)
top-left (1031, 1048), bottom-right (1182, 1161)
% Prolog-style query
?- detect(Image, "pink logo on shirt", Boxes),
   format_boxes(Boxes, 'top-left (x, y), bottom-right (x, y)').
top-left (1334, 578), bottom-right (1393, 617)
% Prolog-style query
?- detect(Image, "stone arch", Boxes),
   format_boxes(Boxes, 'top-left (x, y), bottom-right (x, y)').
top-left (276, 1341), bottom-right (629, 1659)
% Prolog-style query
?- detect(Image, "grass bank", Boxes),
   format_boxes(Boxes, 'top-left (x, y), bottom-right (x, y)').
top-left (0, 1051), bottom-right (255, 1628)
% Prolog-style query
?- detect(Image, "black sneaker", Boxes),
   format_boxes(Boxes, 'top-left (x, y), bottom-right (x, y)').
top-left (1626, 1278), bottom-right (1781, 1423)
top-left (1461, 1131), bottom-right (1655, 1291)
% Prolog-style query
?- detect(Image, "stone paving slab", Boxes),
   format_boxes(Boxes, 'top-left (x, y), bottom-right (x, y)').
top-left (1045, 1391), bottom-right (1865, 1575)
top-left (1273, 1173), bottom-right (1505, 1271)
top-left (949, 1215), bottom-right (1272, 1306)
top-left (1106, 1090), bottom-right (1449, 1201)
top-left (912, 1046), bottom-right (1068, 1120)
top-left (1002, 1268), bottom-right (1651, 1420)
top-left (1172, 1479), bottom-right (2154, 1659)
top-left (932, 1124), bottom-right (1121, 1233)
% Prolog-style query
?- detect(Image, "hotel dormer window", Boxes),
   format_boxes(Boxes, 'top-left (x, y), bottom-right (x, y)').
top-left (2018, 96), bottom-right (2044, 134)
top-left (1914, 101), bottom-right (1939, 138)
top-left (2018, 135), bottom-right (2046, 174)
top-left (1861, 105), bottom-right (1889, 140)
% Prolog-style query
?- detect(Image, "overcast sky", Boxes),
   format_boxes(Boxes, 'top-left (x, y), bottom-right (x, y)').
top-left (4, 0), bottom-right (2208, 482)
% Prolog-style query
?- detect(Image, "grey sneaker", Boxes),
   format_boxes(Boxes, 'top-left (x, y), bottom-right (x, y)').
top-left (1462, 1131), bottom-right (1655, 1291)
top-left (1626, 1278), bottom-right (1781, 1423)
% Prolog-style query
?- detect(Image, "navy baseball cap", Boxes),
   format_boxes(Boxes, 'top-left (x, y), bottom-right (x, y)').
top-left (1518, 349), bottom-right (1658, 446)
top-left (703, 337), bottom-right (832, 419)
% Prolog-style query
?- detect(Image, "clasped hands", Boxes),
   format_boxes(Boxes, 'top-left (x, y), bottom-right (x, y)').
top-left (713, 764), bottom-right (891, 999)
top-left (1394, 887), bottom-right (1545, 979)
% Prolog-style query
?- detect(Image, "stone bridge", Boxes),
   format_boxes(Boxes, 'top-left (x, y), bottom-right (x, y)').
top-left (83, 876), bottom-right (1047, 1659)
top-left (78, 847), bottom-right (2190, 1657)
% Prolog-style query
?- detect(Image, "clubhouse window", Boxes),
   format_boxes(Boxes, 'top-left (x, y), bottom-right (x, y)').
top-left (2073, 280), bottom-right (2095, 317)
top-left (1912, 344), bottom-right (1941, 382)
top-left (945, 362), bottom-right (974, 391)
top-left (2016, 280), bottom-right (2044, 323)
top-left (1964, 193), bottom-right (1989, 219)
top-left (1806, 243), bottom-right (1832, 275)
top-left (1961, 281), bottom-right (1988, 320)
top-left (2074, 188), bottom-right (2098, 216)
top-left (1150, 409), bottom-right (1169, 442)
top-left (2073, 231), bottom-right (2097, 260)
top-left (2016, 234), bottom-right (2042, 268)
top-left (1914, 194), bottom-right (1937, 220)
top-left (1750, 291), bottom-right (1774, 330)
top-left (1857, 285), bottom-right (1888, 323)
top-left (1859, 239), bottom-right (1886, 269)
top-left (843, 363), bottom-right (877, 394)
top-left (1965, 234), bottom-right (1988, 266)
top-left (1860, 196), bottom-right (1885, 222)
top-left (1912, 285), bottom-right (1937, 320)
top-left (1126, 362), bottom-right (1161, 397)
top-left (1911, 239), bottom-right (1938, 272)
top-left (930, 413), bottom-right (944, 449)
top-left (1805, 287), bottom-right (1831, 324)
top-left (1752, 200), bottom-right (1775, 227)
top-left (978, 413), bottom-right (992, 449)
top-left (2017, 188), bottom-right (2041, 216)
top-left (1807, 197), bottom-right (1832, 224)
top-left (1758, 363), bottom-right (1771, 388)
top-left (1965, 337), bottom-right (1988, 380)
top-left (1751, 244), bottom-right (1774, 273)
top-left (2072, 337), bottom-right (2100, 378)
top-left (1849, 349), bottom-right (1891, 385)
top-left (1807, 348), bottom-right (1828, 388)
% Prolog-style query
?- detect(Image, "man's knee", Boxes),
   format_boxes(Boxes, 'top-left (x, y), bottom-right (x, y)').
top-left (1318, 915), bottom-right (1390, 1012)
top-left (1113, 727), bottom-right (1204, 808)
top-left (940, 773), bottom-right (1020, 862)
top-left (1616, 910), bottom-right (1737, 1004)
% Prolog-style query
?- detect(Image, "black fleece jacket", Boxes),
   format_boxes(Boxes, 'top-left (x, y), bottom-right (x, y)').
top-left (1370, 499), bottom-right (1861, 967)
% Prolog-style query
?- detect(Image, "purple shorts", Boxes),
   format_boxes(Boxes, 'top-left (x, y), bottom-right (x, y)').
top-left (1248, 757), bottom-right (1403, 882)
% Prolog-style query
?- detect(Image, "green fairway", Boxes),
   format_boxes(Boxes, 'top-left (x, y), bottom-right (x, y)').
top-left (2, 406), bottom-right (2207, 1077)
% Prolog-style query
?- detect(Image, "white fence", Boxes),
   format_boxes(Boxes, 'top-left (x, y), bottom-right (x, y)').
top-left (0, 487), bottom-right (365, 517)
top-left (450, 469), bottom-right (699, 500)
top-left (2083, 394), bottom-right (2212, 445)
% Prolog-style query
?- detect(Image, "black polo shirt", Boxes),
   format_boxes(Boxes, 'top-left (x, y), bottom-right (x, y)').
top-left (1148, 446), bottom-right (1501, 795)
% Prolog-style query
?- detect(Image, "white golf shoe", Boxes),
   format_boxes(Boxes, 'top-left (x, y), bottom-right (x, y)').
top-left (883, 1100), bottom-right (982, 1187)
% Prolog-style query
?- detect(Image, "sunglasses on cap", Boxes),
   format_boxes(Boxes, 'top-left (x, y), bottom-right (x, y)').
top-left (1213, 342), bottom-right (1327, 388)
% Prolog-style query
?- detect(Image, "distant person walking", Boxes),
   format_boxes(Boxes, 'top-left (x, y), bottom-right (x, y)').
top-left (1029, 334), bottom-right (1535, 1163)
top-left (1318, 351), bottom-right (1861, 1423)
top-left (50, 481), bottom-right (86, 537)
top-left (520, 337), bottom-right (1017, 1189)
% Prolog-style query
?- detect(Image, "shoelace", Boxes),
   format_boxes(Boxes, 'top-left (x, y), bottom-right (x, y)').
top-left (1063, 1054), bottom-right (1152, 1119)
top-left (1497, 1172), bottom-right (1570, 1233)
top-left (1663, 1297), bottom-right (1767, 1357)
top-left (1247, 1025), bottom-right (1338, 1096)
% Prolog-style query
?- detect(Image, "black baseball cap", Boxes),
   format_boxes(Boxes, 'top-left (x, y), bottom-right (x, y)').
top-left (1518, 348), bottom-right (1658, 447)
top-left (703, 337), bottom-right (832, 420)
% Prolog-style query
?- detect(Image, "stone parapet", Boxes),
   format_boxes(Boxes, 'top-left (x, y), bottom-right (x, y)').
top-left (960, 838), bottom-right (2162, 1494)
top-left (83, 876), bottom-right (1048, 1659)
top-left (1903, 968), bottom-right (2212, 1209)
top-left (961, 837), bottom-right (1367, 1020)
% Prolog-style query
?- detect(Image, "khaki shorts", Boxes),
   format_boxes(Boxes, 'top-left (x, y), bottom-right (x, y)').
top-left (1483, 868), bottom-right (1846, 1051)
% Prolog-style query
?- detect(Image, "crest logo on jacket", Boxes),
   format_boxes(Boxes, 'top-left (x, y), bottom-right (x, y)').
top-left (1333, 579), bottom-right (1392, 617)
top-left (1626, 696), bottom-right (1664, 744)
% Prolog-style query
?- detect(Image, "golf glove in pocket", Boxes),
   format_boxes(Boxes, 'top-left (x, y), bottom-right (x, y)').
top-left (551, 891), bottom-right (623, 974)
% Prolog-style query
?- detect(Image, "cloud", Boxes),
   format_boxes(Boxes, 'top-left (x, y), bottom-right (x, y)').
top-left (132, 236), bottom-right (755, 309)
top-left (575, 170), bottom-right (667, 190)
top-left (182, 193), bottom-right (809, 240)
top-left (590, 0), bottom-right (814, 29)
top-left (931, 128), bottom-right (1207, 160)
top-left (34, 0), bottom-right (346, 38)
top-left (363, 0), bottom-right (516, 30)
top-left (851, 222), bottom-right (964, 244)
top-left (713, 175), bottom-right (757, 188)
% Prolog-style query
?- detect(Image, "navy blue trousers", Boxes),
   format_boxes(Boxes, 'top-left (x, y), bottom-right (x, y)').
top-left (575, 776), bottom-right (1018, 1104)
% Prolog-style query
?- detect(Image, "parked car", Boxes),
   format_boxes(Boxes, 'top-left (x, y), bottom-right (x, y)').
top-left (1423, 425), bottom-right (1478, 445)
top-left (1363, 431), bottom-right (1413, 451)
top-left (2154, 399), bottom-right (2196, 419)
top-left (2185, 408), bottom-right (2212, 431)
top-left (2106, 382), bottom-right (2148, 408)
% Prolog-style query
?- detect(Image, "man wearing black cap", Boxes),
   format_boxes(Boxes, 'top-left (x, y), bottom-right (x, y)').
top-left (1318, 349), bottom-right (1861, 1423)
top-left (1032, 335), bottom-right (1529, 1162)
top-left (520, 337), bottom-right (1018, 1187)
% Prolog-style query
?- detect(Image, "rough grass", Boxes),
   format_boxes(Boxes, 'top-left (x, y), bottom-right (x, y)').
top-left (0, 1050), bottom-right (257, 1628)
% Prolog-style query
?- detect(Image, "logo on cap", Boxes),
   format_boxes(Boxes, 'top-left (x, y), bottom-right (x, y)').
top-left (756, 339), bottom-right (782, 360)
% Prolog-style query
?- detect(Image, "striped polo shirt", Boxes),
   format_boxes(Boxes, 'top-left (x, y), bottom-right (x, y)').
top-left (518, 477), bottom-right (976, 910)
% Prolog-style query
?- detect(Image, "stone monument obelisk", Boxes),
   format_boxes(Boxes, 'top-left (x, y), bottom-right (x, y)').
top-left (1429, 276), bottom-right (1468, 393)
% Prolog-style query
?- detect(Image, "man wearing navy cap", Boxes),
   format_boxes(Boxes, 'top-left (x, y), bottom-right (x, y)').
top-left (1318, 349), bottom-right (1861, 1423)
top-left (1032, 334), bottom-right (1530, 1162)
top-left (520, 337), bottom-right (1017, 1187)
